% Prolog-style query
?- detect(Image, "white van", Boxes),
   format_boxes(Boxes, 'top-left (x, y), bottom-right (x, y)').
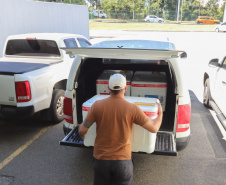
top-left (60, 38), bottom-right (191, 156)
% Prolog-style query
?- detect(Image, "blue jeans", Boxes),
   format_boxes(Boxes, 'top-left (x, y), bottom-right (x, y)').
top-left (94, 158), bottom-right (133, 185)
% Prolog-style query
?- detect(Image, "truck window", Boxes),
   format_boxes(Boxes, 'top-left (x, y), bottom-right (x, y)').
top-left (77, 38), bottom-right (91, 47)
top-left (5, 39), bottom-right (60, 57)
top-left (64, 38), bottom-right (78, 48)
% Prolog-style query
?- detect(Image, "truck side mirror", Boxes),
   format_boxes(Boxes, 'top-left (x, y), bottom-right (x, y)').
top-left (180, 52), bottom-right (187, 59)
top-left (208, 58), bottom-right (219, 67)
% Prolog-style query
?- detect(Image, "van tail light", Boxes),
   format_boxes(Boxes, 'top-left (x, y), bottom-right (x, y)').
top-left (15, 81), bottom-right (31, 102)
top-left (64, 97), bottom-right (73, 124)
top-left (176, 104), bottom-right (191, 132)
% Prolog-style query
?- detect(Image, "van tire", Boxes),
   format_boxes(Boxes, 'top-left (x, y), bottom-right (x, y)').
top-left (203, 79), bottom-right (211, 108)
top-left (51, 89), bottom-right (65, 123)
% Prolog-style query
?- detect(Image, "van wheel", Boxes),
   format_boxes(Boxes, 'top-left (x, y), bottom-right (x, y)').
top-left (51, 89), bottom-right (65, 123)
top-left (203, 79), bottom-right (211, 108)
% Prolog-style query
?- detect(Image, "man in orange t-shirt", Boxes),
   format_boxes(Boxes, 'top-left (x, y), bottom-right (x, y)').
top-left (79, 73), bottom-right (163, 185)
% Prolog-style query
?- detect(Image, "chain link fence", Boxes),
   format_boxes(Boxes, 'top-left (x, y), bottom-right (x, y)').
top-left (89, 10), bottom-right (223, 22)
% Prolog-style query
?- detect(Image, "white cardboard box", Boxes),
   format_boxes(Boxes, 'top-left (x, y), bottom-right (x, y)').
top-left (131, 71), bottom-right (167, 111)
top-left (82, 95), bottom-right (158, 154)
top-left (96, 70), bottom-right (133, 96)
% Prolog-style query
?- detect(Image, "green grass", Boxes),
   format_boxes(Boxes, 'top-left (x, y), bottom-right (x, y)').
top-left (90, 20), bottom-right (217, 31)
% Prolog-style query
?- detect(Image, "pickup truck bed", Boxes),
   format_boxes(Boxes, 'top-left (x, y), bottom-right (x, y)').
top-left (0, 61), bottom-right (62, 75)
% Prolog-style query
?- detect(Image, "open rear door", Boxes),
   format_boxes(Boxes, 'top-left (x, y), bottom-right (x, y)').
top-left (61, 47), bottom-right (185, 60)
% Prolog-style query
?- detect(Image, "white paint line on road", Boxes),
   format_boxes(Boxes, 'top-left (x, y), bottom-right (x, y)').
top-left (0, 126), bottom-right (50, 171)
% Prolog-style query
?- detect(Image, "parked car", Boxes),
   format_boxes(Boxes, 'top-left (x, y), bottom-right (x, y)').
top-left (0, 33), bottom-right (91, 123)
top-left (93, 10), bottom-right (107, 19)
top-left (196, 16), bottom-right (220, 24)
top-left (144, 15), bottom-right (164, 23)
top-left (215, 22), bottom-right (226, 32)
top-left (60, 38), bottom-right (191, 156)
top-left (203, 57), bottom-right (226, 129)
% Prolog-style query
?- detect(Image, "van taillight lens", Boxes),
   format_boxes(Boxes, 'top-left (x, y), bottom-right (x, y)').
top-left (64, 97), bottom-right (73, 124)
top-left (176, 104), bottom-right (191, 132)
top-left (15, 81), bottom-right (31, 102)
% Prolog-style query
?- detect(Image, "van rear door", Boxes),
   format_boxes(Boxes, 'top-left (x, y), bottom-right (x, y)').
top-left (61, 48), bottom-right (185, 60)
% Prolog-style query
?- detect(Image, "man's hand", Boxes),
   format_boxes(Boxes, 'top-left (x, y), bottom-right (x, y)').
top-left (142, 101), bottom-right (163, 133)
top-left (156, 101), bottom-right (163, 119)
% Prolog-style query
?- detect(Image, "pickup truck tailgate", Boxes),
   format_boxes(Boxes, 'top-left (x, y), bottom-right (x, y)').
top-left (60, 126), bottom-right (177, 156)
top-left (0, 75), bottom-right (17, 105)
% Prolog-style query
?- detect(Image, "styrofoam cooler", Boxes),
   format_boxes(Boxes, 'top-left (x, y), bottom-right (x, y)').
top-left (131, 71), bottom-right (167, 111)
top-left (82, 95), bottom-right (158, 154)
top-left (96, 70), bottom-right (133, 96)
top-left (82, 95), bottom-right (109, 147)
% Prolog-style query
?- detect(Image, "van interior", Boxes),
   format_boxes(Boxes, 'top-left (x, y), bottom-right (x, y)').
top-left (75, 57), bottom-right (177, 133)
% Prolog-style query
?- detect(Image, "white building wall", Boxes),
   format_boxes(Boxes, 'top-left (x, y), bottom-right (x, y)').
top-left (0, 0), bottom-right (89, 57)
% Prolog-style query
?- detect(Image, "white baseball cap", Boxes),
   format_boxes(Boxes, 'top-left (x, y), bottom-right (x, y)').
top-left (109, 73), bottom-right (126, 90)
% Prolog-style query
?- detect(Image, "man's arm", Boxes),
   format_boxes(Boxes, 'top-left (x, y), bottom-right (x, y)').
top-left (79, 119), bottom-right (93, 140)
top-left (142, 102), bottom-right (163, 133)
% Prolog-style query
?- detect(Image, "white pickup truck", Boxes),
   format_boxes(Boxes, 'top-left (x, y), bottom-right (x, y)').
top-left (0, 33), bottom-right (91, 123)
top-left (203, 57), bottom-right (226, 129)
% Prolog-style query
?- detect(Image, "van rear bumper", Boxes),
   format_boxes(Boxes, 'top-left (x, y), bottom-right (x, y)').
top-left (60, 126), bottom-right (178, 156)
top-left (176, 136), bottom-right (190, 151)
top-left (0, 105), bottom-right (34, 118)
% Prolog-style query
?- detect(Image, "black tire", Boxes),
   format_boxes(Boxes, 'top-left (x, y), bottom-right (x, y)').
top-left (50, 89), bottom-right (65, 123)
top-left (102, 16), bottom-right (105, 19)
top-left (158, 20), bottom-right (162, 23)
top-left (203, 79), bottom-right (211, 108)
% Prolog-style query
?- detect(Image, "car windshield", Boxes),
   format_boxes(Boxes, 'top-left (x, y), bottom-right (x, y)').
top-left (90, 40), bottom-right (175, 50)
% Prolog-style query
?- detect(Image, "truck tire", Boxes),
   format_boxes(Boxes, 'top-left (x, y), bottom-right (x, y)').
top-left (51, 89), bottom-right (65, 123)
top-left (203, 79), bottom-right (211, 108)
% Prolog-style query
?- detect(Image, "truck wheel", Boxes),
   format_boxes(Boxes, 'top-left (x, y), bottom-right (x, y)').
top-left (203, 79), bottom-right (211, 108)
top-left (51, 89), bottom-right (65, 123)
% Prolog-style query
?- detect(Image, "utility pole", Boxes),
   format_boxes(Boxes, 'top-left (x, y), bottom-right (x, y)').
top-left (180, 0), bottom-right (183, 22)
top-left (177, 0), bottom-right (181, 23)
top-left (148, 0), bottom-right (150, 14)
top-left (133, 0), bottom-right (135, 20)
top-left (224, 3), bottom-right (226, 22)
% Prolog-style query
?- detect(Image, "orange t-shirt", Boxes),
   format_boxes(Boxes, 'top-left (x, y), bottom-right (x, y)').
top-left (86, 96), bottom-right (150, 160)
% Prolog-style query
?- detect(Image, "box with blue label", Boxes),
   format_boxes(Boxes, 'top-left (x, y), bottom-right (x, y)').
top-left (131, 71), bottom-right (167, 111)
